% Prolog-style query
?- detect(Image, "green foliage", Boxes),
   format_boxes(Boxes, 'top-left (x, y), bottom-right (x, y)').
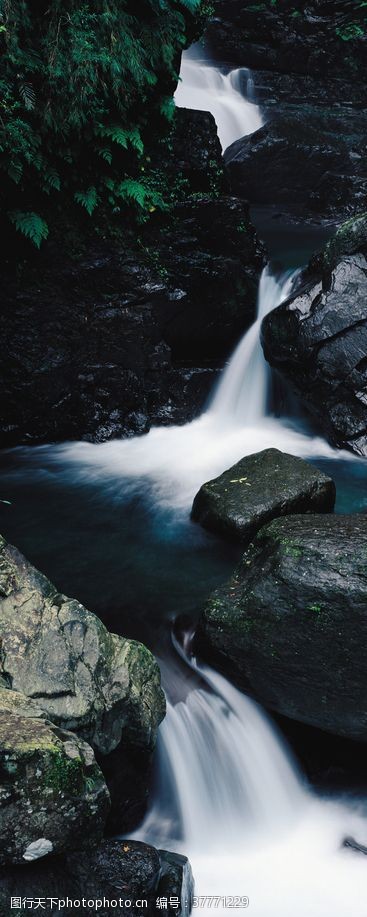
top-left (336, 21), bottom-right (365, 40)
top-left (9, 211), bottom-right (49, 248)
top-left (0, 0), bottom-right (204, 249)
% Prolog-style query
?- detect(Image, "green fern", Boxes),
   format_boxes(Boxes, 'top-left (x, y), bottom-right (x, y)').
top-left (74, 187), bottom-right (99, 216)
top-left (0, 0), bottom-right (204, 247)
top-left (9, 211), bottom-right (49, 248)
top-left (118, 179), bottom-right (148, 207)
top-left (19, 82), bottom-right (35, 111)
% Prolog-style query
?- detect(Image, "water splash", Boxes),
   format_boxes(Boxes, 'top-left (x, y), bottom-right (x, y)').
top-left (174, 47), bottom-right (262, 151)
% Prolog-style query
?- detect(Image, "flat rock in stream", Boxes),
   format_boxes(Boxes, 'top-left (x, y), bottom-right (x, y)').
top-left (191, 449), bottom-right (335, 543)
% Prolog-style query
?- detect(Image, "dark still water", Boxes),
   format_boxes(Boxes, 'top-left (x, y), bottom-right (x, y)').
top-left (0, 446), bottom-right (240, 655)
top-left (0, 445), bottom-right (366, 661)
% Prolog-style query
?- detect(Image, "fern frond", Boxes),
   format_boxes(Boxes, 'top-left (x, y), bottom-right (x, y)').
top-left (95, 146), bottom-right (113, 164)
top-left (19, 82), bottom-right (36, 111)
top-left (117, 179), bottom-right (148, 207)
top-left (9, 211), bottom-right (49, 248)
top-left (74, 186), bottom-right (99, 215)
top-left (42, 167), bottom-right (61, 192)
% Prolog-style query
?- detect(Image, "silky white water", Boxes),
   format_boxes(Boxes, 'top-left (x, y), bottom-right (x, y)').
top-left (18, 39), bottom-right (367, 914)
top-left (52, 267), bottom-right (349, 513)
top-left (135, 658), bottom-right (367, 917)
top-left (210, 267), bottom-right (297, 424)
top-left (174, 46), bottom-right (262, 151)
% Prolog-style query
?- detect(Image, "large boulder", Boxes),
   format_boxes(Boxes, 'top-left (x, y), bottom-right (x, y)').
top-left (224, 107), bottom-right (367, 224)
top-left (0, 688), bottom-right (109, 866)
top-left (191, 448), bottom-right (335, 543)
top-left (0, 840), bottom-right (193, 916)
top-left (198, 513), bottom-right (367, 741)
top-left (262, 220), bottom-right (367, 455)
top-left (0, 534), bottom-right (165, 829)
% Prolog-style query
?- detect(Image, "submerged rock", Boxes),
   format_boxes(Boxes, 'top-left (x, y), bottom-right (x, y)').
top-left (0, 534), bottom-right (165, 830)
top-left (0, 840), bottom-right (192, 916)
top-left (191, 449), bottom-right (335, 543)
top-left (0, 688), bottom-right (109, 866)
top-left (199, 514), bottom-right (367, 741)
top-left (262, 222), bottom-right (367, 455)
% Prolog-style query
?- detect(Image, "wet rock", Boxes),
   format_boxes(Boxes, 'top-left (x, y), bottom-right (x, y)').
top-left (322, 211), bottom-right (367, 269)
top-left (158, 851), bottom-right (194, 917)
top-left (0, 534), bottom-right (165, 830)
top-left (0, 688), bottom-right (109, 866)
top-left (199, 513), bottom-right (367, 741)
top-left (0, 108), bottom-right (264, 448)
top-left (205, 1), bottom-right (367, 87)
top-left (192, 449), bottom-right (335, 543)
top-left (151, 194), bottom-right (264, 363)
top-left (167, 108), bottom-right (226, 195)
top-left (261, 228), bottom-right (367, 455)
top-left (0, 840), bottom-right (191, 916)
top-left (343, 836), bottom-right (367, 856)
top-left (224, 107), bottom-right (367, 224)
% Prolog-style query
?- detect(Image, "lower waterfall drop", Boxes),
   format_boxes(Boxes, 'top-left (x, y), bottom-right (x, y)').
top-left (135, 656), bottom-right (367, 917)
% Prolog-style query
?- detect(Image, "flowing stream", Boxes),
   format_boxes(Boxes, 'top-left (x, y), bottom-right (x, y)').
top-left (2, 49), bottom-right (367, 916)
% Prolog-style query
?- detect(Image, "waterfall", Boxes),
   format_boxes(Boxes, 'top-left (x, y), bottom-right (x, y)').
top-left (209, 266), bottom-right (298, 426)
top-left (54, 264), bottom-right (342, 512)
top-left (174, 47), bottom-right (262, 151)
top-left (136, 661), bottom-right (303, 852)
top-left (134, 655), bottom-right (367, 917)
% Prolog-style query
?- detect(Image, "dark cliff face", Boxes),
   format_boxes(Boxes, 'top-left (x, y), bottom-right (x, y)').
top-left (205, 1), bottom-right (367, 225)
top-left (0, 108), bottom-right (264, 448)
top-left (206, 1), bottom-right (367, 86)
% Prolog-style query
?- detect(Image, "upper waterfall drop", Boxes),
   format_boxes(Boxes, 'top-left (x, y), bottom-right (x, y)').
top-left (174, 47), bottom-right (263, 151)
top-left (209, 266), bottom-right (298, 426)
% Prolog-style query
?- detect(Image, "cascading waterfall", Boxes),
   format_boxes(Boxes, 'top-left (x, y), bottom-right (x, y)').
top-left (209, 266), bottom-right (298, 425)
top-left (174, 46), bottom-right (262, 151)
top-left (54, 267), bottom-right (341, 512)
top-left (135, 653), bottom-right (367, 917)
top-left (8, 44), bottom-right (367, 917)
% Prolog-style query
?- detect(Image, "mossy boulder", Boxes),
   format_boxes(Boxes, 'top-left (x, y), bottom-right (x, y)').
top-left (0, 688), bottom-right (109, 866)
top-left (198, 514), bottom-right (367, 740)
top-left (0, 534), bottom-right (165, 829)
top-left (191, 449), bottom-right (335, 543)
